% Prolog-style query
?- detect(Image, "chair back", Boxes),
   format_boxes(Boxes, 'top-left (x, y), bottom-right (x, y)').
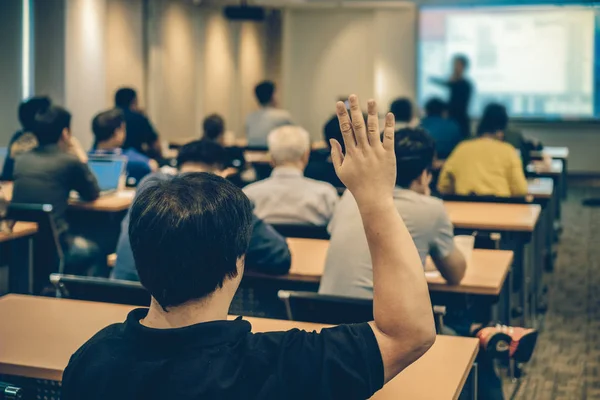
top-left (278, 291), bottom-right (446, 333)
top-left (271, 224), bottom-right (330, 240)
top-left (0, 381), bottom-right (22, 400)
top-left (50, 274), bottom-right (150, 307)
top-left (6, 203), bottom-right (64, 293)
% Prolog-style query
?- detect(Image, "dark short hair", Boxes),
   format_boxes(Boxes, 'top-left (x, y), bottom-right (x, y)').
top-left (203, 114), bottom-right (225, 141)
top-left (92, 109), bottom-right (125, 143)
top-left (255, 81), bottom-right (275, 106)
top-left (129, 173), bottom-right (253, 309)
top-left (324, 111), bottom-right (368, 154)
top-left (18, 96), bottom-right (51, 131)
top-left (390, 98), bottom-right (413, 123)
top-left (115, 87), bottom-right (137, 109)
top-left (177, 139), bottom-right (226, 170)
top-left (33, 106), bottom-right (71, 146)
top-left (424, 98), bottom-right (446, 117)
top-left (394, 128), bottom-right (436, 188)
top-left (477, 103), bottom-right (508, 136)
top-left (454, 54), bottom-right (469, 69)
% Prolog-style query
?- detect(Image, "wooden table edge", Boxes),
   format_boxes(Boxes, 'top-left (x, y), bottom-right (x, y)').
top-left (0, 224), bottom-right (38, 243)
top-left (452, 338), bottom-right (479, 400)
top-left (0, 362), bottom-right (63, 382)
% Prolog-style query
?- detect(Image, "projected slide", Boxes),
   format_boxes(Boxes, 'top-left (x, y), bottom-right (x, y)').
top-left (418, 5), bottom-right (600, 120)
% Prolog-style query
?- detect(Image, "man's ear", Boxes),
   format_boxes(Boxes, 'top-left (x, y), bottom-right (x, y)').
top-left (302, 149), bottom-right (310, 165)
top-left (419, 169), bottom-right (432, 187)
top-left (61, 128), bottom-right (71, 142)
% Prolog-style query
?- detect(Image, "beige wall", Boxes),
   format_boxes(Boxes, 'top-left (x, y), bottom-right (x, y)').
top-left (281, 6), bottom-right (416, 141)
top-left (147, 2), bottom-right (273, 142)
top-left (0, 0), bottom-right (23, 144)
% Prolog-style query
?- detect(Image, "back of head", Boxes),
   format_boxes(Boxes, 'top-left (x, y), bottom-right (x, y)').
top-left (129, 173), bottom-right (253, 310)
top-left (255, 81), bottom-right (275, 106)
top-left (424, 98), bottom-right (446, 118)
top-left (177, 139), bottom-right (226, 171)
top-left (324, 116), bottom-right (345, 154)
top-left (390, 98), bottom-right (413, 123)
top-left (268, 125), bottom-right (310, 165)
top-left (114, 87), bottom-right (137, 109)
top-left (33, 106), bottom-right (71, 146)
top-left (477, 103), bottom-right (508, 137)
top-left (454, 54), bottom-right (469, 70)
top-left (202, 114), bottom-right (225, 141)
top-left (394, 128), bottom-right (436, 188)
top-left (92, 109), bottom-right (125, 144)
top-left (18, 96), bottom-right (51, 131)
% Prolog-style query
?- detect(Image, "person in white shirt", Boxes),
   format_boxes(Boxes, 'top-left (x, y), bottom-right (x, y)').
top-left (246, 81), bottom-right (293, 148)
top-left (244, 125), bottom-right (339, 226)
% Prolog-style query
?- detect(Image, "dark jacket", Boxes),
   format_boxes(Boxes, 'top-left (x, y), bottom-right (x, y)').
top-left (111, 173), bottom-right (291, 281)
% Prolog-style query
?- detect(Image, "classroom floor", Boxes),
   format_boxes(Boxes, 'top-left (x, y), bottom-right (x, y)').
top-left (506, 183), bottom-right (600, 400)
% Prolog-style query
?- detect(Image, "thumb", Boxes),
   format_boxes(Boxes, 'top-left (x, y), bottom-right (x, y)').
top-left (329, 139), bottom-right (344, 171)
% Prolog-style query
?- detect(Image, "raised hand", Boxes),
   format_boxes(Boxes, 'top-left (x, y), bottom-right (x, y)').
top-left (329, 95), bottom-right (397, 209)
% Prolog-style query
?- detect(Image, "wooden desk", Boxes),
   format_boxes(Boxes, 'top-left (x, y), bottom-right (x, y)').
top-left (530, 146), bottom-right (569, 160)
top-left (245, 150), bottom-right (271, 164)
top-left (0, 222), bottom-right (37, 243)
top-left (0, 295), bottom-right (478, 400)
top-left (425, 250), bottom-right (513, 296)
top-left (444, 201), bottom-right (541, 232)
top-left (527, 177), bottom-right (554, 200)
top-left (250, 239), bottom-right (512, 296)
top-left (0, 181), bottom-right (135, 213)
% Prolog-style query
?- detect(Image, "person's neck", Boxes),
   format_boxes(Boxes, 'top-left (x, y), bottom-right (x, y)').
top-left (141, 294), bottom-right (230, 329)
top-left (274, 162), bottom-right (304, 172)
top-left (95, 141), bottom-right (118, 151)
top-left (179, 163), bottom-right (218, 174)
top-left (408, 181), bottom-right (427, 195)
top-left (479, 134), bottom-right (498, 141)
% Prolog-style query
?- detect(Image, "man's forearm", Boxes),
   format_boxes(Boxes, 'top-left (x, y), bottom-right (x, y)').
top-left (359, 199), bottom-right (434, 338)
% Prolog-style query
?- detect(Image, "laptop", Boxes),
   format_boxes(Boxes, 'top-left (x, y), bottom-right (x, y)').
top-left (87, 156), bottom-right (127, 195)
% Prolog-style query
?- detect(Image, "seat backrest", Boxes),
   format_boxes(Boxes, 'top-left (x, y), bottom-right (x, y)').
top-left (441, 194), bottom-right (532, 204)
top-left (278, 291), bottom-right (373, 325)
top-left (50, 274), bottom-right (151, 307)
top-left (271, 224), bottom-right (330, 240)
top-left (278, 291), bottom-right (446, 333)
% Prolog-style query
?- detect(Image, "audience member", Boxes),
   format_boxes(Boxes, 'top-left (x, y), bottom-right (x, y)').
top-left (246, 81), bottom-right (293, 148)
top-left (114, 87), bottom-right (162, 160)
top-left (1, 96), bottom-right (50, 181)
top-left (202, 114), bottom-right (246, 171)
top-left (62, 95), bottom-right (436, 399)
top-left (420, 98), bottom-right (462, 159)
top-left (304, 116), bottom-right (345, 188)
top-left (11, 105), bottom-right (102, 275)
top-left (437, 103), bottom-right (528, 197)
top-left (390, 98), bottom-right (418, 131)
top-left (91, 109), bottom-right (157, 186)
top-left (244, 126), bottom-right (338, 226)
top-left (320, 127), bottom-right (536, 400)
top-left (112, 139), bottom-right (291, 281)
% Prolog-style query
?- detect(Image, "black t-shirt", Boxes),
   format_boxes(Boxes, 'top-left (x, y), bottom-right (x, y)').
top-left (62, 308), bottom-right (384, 400)
top-left (122, 109), bottom-right (160, 157)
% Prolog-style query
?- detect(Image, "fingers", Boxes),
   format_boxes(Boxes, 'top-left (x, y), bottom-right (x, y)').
top-left (367, 99), bottom-right (380, 147)
top-left (336, 101), bottom-right (356, 152)
top-left (348, 95), bottom-right (368, 148)
top-left (382, 113), bottom-right (395, 152)
top-left (329, 139), bottom-right (344, 172)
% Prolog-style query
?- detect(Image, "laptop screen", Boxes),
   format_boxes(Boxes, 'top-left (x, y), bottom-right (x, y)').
top-left (88, 157), bottom-right (126, 192)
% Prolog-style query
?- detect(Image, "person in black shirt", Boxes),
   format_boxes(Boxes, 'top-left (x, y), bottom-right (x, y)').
top-left (202, 113), bottom-right (246, 171)
top-left (115, 87), bottom-right (163, 161)
top-left (431, 55), bottom-right (473, 138)
top-left (1, 96), bottom-right (50, 181)
top-left (12, 105), bottom-right (102, 278)
top-left (62, 95), bottom-right (436, 400)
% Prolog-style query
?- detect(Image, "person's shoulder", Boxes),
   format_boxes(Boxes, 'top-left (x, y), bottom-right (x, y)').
top-left (302, 177), bottom-right (339, 195)
top-left (67, 323), bottom-right (127, 366)
top-left (243, 178), bottom-right (270, 194)
top-left (498, 140), bottom-right (519, 153)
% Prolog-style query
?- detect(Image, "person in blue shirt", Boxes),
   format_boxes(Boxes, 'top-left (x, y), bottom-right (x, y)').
top-left (420, 98), bottom-right (463, 160)
top-left (112, 139), bottom-right (291, 281)
top-left (90, 109), bottom-right (157, 186)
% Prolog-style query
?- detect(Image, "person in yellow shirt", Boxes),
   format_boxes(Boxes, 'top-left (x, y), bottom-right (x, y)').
top-left (437, 103), bottom-right (528, 197)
